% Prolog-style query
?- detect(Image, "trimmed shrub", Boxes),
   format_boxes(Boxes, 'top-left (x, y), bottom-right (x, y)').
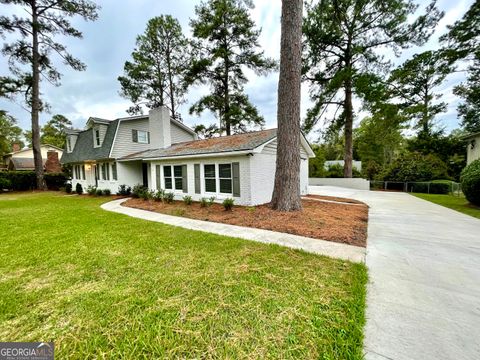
top-left (200, 197), bottom-right (208, 207)
top-left (65, 183), bottom-right (72, 194)
top-left (75, 183), bottom-right (83, 195)
top-left (183, 195), bottom-right (192, 205)
top-left (95, 189), bottom-right (104, 196)
top-left (153, 189), bottom-right (165, 202)
top-left (86, 185), bottom-right (97, 195)
top-left (208, 196), bottom-right (216, 206)
top-left (0, 178), bottom-right (12, 190)
top-left (44, 173), bottom-right (67, 190)
top-left (461, 159), bottom-right (480, 206)
top-left (117, 184), bottom-right (132, 196)
top-left (131, 184), bottom-right (147, 198)
top-left (164, 192), bottom-right (174, 204)
top-left (140, 189), bottom-right (154, 200)
top-left (222, 198), bottom-right (234, 211)
top-left (0, 171), bottom-right (36, 191)
top-left (103, 189), bottom-right (111, 196)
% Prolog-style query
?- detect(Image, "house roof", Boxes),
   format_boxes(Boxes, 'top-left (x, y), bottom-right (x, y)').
top-left (462, 131), bottom-right (480, 140)
top-left (8, 157), bottom-right (46, 170)
top-left (60, 120), bottom-right (119, 164)
top-left (121, 129), bottom-right (278, 160)
top-left (3, 144), bottom-right (63, 159)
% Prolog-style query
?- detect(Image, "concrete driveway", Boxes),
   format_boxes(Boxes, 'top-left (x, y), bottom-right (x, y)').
top-left (309, 186), bottom-right (480, 360)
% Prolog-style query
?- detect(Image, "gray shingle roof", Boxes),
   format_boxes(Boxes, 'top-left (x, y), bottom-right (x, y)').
top-left (121, 129), bottom-right (277, 160)
top-left (60, 120), bottom-right (119, 164)
top-left (8, 158), bottom-right (46, 170)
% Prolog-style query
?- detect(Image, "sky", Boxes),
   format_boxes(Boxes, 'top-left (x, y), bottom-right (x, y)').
top-left (0, 0), bottom-right (475, 142)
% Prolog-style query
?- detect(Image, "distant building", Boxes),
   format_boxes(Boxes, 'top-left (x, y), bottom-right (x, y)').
top-left (324, 160), bottom-right (362, 172)
top-left (2, 144), bottom-right (63, 172)
top-left (463, 132), bottom-right (480, 165)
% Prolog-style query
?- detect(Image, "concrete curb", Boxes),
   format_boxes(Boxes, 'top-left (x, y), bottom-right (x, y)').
top-left (101, 198), bottom-right (366, 263)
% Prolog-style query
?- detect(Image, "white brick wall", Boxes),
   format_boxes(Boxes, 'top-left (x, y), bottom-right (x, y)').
top-left (148, 155), bottom-right (252, 205)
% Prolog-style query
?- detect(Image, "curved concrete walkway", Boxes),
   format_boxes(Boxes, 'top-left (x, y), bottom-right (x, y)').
top-left (101, 198), bottom-right (365, 263)
top-left (309, 186), bottom-right (480, 360)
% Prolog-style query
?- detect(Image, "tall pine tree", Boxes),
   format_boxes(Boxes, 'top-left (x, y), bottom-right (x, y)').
top-left (0, 0), bottom-right (99, 189)
top-left (118, 15), bottom-right (189, 119)
top-left (187, 0), bottom-right (276, 135)
top-left (302, 0), bottom-right (443, 177)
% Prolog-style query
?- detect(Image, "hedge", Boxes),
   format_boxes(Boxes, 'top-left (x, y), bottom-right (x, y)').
top-left (0, 171), bottom-right (67, 191)
top-left (461, 160), bottom-right (480, 206)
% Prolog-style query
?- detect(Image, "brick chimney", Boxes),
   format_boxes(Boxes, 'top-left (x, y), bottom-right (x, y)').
top-left (12, 143), bottom-right (21, 152)
top-left (44, 150), bottom-right (62, 173)
top-left (149, 106), bottom-right (171, 149)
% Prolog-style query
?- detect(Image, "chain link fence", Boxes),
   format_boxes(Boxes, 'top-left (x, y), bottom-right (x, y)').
top-left (370, 180), bottom-right (462, 196)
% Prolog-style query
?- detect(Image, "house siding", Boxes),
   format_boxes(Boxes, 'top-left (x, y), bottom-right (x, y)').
top-left (110, 119), bottom-right (151, 159)
top-left (466, 134), bottom-right (480, 165)
top-left (147, 155), bottom-right (252, 205)
top-left (171, 122), bottom-right (195, 144)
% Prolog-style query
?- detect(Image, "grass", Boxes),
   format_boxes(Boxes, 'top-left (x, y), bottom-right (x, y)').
top-left (0, 192), bottom-right (367, 359)
top-left (413, 193), bottom-right (480, 219)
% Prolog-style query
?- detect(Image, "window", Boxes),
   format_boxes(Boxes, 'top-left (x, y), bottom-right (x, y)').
top-left (74, 165), bottom-right (81, 180)
top-left (95, 129), bottom-right (101, 146)
top-left (67, 137), bottom-right (72, 152)
top-left (112, 162), bottom-right (117, 181)
top-left (132, 129), bottom-right (149, 144)
top-left (174, 166), bottom-right (183, 190)
top-left (137, 130), bottom-right (148, 144)
top-left (204, 164), bottom-right (216, 192)
top-left (81, 165), bottom-right (86, 180)
top-left (163, 165), bottom-right (172, 189)
top-left (219, 164), bottom-right (232, 194)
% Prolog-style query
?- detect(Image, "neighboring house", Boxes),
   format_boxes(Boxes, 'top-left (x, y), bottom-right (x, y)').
top-left (2, 144), bottom-right (63, 172)
top-left (463, 132), bottom-right (480, 165)
top-left (324, 160), bottom-right (362, 172)
top-left (61, 107), bottom-right (314, 205)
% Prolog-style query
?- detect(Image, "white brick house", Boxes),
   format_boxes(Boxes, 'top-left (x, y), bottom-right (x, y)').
top-left (61, 107), bottom-right (314, 206)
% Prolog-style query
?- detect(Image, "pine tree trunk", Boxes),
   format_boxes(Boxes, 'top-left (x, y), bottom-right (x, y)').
top-left (271, 0), bottom-right (303, 211)
top-left (343, 78), bottom-right (353, 178)
top-left (31, 2), bottom-right (46, 190)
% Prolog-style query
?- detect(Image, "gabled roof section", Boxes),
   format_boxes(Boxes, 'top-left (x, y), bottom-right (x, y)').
top-left (8, 157), bottom-right (46, 170)
top-left (121, 129), bottom-right (278, 160)
top-left (61, 120), bottom-right (119, 164)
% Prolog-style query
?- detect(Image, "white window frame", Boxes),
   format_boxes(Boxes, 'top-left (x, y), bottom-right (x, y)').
top-left (137, 130), bottom-right (148, 144)
top-left (203, 163), bottom-right (217, 194)
top-left (67, 137), bottom-right (72, 152)
top-left (218, 163), bottom-right (233, 195)
top-left (111, 162), bottom-right (117, 181)
top-left (162, 164), bottom-right (184, 192)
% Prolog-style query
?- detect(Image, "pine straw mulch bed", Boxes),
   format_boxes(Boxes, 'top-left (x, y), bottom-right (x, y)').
top-left (123, 196), bottom-right (368, 247)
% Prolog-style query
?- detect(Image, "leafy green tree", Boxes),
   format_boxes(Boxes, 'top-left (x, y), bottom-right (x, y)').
top-left (302, 0), bottom-right (443, 177)
top-left (308, 144), bottom-right (326, 177)
top-left (193, 123), bottom-right (219, 139)
top-left (0, 0), bottom-right (99, 189)
top-left (118, 15), bottom-right (189, 118)
top-left (381, 151), bottom-right (449, 182)
top-left (441, 1), bottom-right (480, 133)
top-left (40, 114), bottom-right (72, 148)
top-left (187, 0), bottom-right (276, 136)
top-left (355, 113), bottom-right (404, 169)
top-left (0, 110), bottom-right (23, 158)
top-left (389, 51), bottom-right (453, 136)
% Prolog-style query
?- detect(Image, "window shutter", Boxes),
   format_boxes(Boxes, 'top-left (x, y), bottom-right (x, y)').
top-left (194, 164), bottom-right (200, 194)
top-left (182, 165), bottom-right (188, 193)
top-left (147, 132), bottom-right (150, 144)
top-left (132, 129), bottom-right (138, 143)
top-left (156, 165), bottom-right (161, 190)
top-left (232, 162), bottom-right (240, 197)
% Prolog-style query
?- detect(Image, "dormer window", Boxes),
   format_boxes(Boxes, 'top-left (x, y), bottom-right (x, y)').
top-left (95, 129), bottom-right (101, 146)
top-left (132, 129), bottom-right (150, 144)
top-left (67, 137), bottom-right (72, 152)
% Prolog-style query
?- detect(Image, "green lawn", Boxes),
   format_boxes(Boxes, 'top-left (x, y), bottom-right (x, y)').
top-left (0, 192), bottom-right (367, 359)
top-left (413, 193), bottom-right (480, 219)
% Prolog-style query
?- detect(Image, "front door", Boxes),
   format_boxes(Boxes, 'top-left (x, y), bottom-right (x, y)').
top-left (142, 163), bottom-right (148, 188)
